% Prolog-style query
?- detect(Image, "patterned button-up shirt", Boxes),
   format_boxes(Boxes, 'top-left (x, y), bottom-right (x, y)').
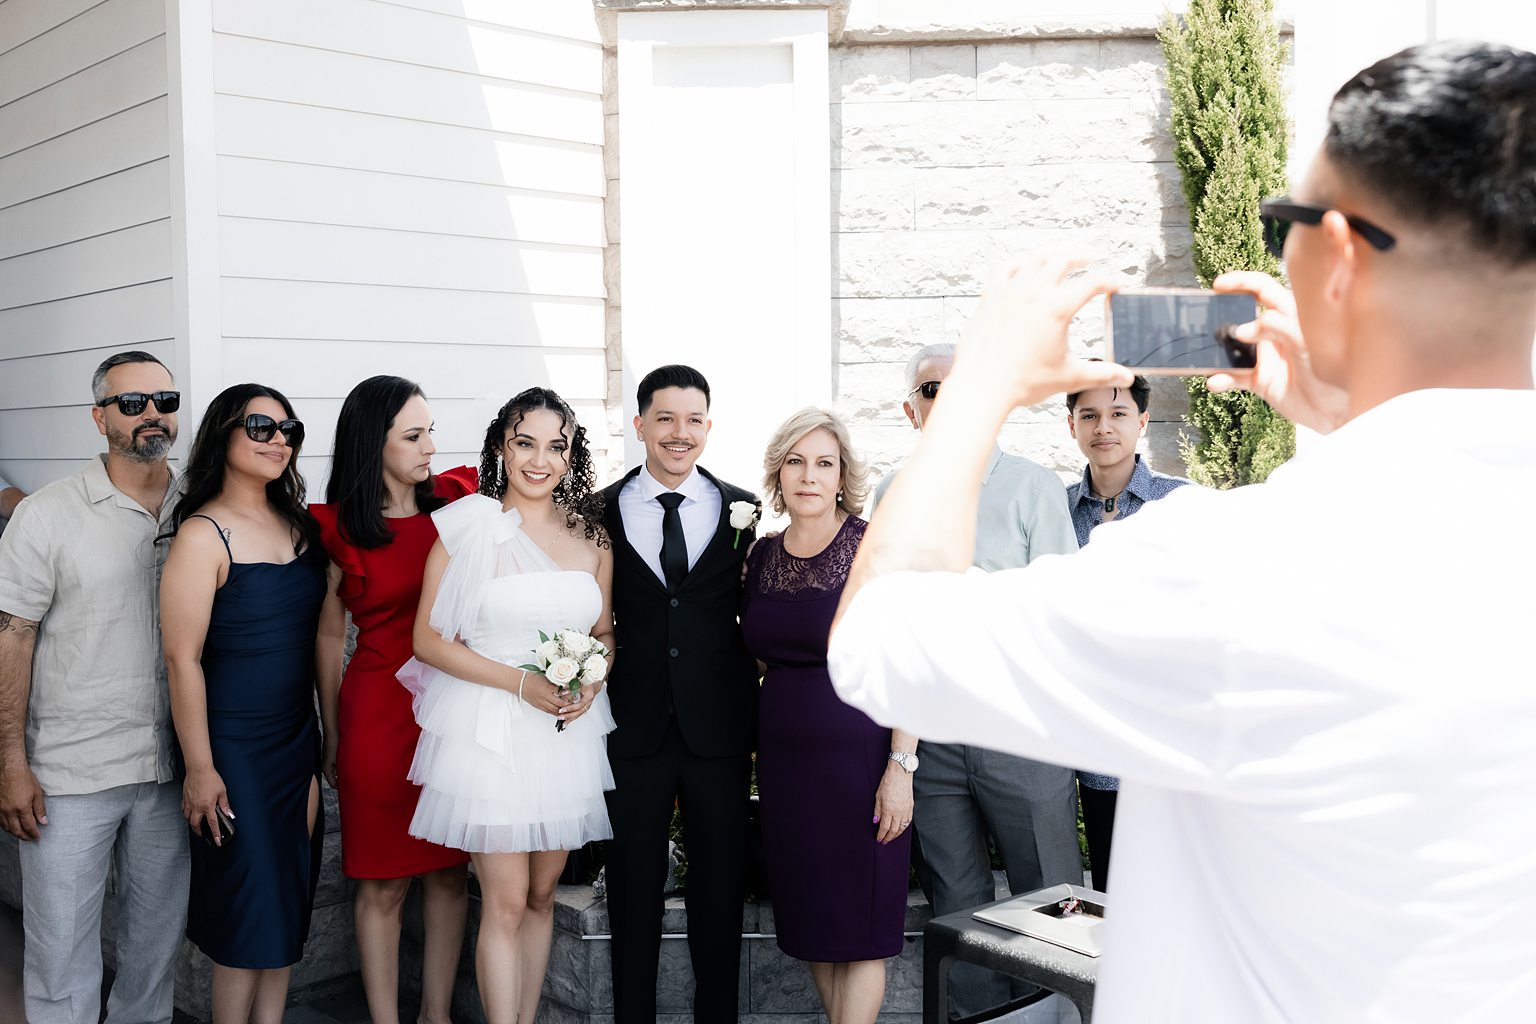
top-left (1066, 455), bottom-right (1190, 790)
top-left (0, 456), bottom-right (180, 795)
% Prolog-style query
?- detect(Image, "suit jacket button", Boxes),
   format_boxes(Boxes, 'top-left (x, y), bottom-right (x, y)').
top-left (670, 598), bottom-right (679, 608)
top-left (669, 647), bottom-right (679, 658)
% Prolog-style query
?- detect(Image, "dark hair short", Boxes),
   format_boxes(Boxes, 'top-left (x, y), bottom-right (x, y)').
top-left (1066, 374), bottom-right (1151, 414)
top-left (636, 364), bottom-right (711, 415)
top-left (92, 351), bottom-right (170, 402)
top-left (1326, 41), bottom-right (1536, 265)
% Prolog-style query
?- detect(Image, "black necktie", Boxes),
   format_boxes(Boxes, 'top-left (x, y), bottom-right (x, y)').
top-left (656, 492), bottom-right (688, 591)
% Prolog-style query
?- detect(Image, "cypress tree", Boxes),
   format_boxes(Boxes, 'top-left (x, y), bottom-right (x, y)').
top-left (1160, 0), bottom-right (1295, 487)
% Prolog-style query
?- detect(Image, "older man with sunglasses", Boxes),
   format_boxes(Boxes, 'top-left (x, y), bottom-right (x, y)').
top-left (0, 350), bottom-right (189, 1024)
top-left (870, 342), bottom-right (1080, 1022)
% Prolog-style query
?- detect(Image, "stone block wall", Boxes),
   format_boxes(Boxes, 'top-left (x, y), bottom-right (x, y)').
top-left (832, 31), bottom-right (1198, 485)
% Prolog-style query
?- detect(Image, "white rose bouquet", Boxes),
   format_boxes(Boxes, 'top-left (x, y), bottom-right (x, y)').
top-left (729, 500), bottom-right (759, 549)
top-left (521, 629), bottom-right (610, 732)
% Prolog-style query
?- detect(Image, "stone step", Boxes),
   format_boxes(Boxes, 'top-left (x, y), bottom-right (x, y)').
top-left (400, 878), bottom-right (933, 1022)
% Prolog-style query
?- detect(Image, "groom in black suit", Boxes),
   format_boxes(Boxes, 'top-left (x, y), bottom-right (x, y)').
top-left (600, 364), bottom-right (759, 1023)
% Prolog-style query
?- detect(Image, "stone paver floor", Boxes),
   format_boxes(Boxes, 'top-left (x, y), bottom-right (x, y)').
top-left (0, 899), bottom-right (408, 1024)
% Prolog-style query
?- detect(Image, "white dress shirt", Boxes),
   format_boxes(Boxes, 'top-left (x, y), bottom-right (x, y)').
top-left (829, 389), bottom-right (1536, 1023)
top-left (618, 464), bottom-right (722, 586)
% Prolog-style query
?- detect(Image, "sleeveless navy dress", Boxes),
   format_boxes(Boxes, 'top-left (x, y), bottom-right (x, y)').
top-left (185, 515), bottom-right (327, 969)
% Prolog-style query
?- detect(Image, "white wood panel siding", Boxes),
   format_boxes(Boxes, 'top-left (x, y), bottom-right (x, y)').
top-left (207, 0), bottom-right (608, 475)
top-left (0, 0), bottom-right (173, 492)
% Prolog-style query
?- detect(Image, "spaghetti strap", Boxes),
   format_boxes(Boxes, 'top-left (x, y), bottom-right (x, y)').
top-left (188, 513), bottom-right (234, 562)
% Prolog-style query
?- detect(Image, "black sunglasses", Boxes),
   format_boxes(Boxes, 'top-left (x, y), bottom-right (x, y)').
top-left (1259, 198), bottom-right (1396, 261)
top-left (907, 380), bottom-right (941, 402)
top-left (95, 391), bottom-right (180, 416)
top-left (242, 413), bottom-right (305, 447)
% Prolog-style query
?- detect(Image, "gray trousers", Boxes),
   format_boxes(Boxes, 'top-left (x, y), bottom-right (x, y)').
top-left (913, 741), bottom-right (1080, 1020)
top-left (19, 781), bottom-right (189, 1024)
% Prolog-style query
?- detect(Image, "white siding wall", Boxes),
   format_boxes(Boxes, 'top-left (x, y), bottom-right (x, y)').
top-left (0, 0), bottom-right (174, 490)
top-left (204, 0), bottom-right (606, 493)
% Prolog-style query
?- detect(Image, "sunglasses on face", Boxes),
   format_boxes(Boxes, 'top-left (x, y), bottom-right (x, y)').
top-left (908, 380), bottom-right (941, 402)
top-left (1259, 197), bottom-right (1397, 261)
top-left (95, 391), bottom-right (181, 416)
top-left (243, 413), bottom-right (305, 447)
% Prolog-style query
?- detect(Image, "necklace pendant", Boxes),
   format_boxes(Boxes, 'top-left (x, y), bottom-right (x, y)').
top-left (1103, 496), bottom-right (1115, 514)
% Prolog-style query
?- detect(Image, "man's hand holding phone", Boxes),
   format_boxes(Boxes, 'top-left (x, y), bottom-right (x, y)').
top-left (1209, 271), bottom-right (1352, 435)
top-left (947, 255), bottom-right (1132, 413)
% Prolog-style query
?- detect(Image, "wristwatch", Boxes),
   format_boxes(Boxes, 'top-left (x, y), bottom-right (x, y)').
top-left (888, 751), bottom-right (919, 774)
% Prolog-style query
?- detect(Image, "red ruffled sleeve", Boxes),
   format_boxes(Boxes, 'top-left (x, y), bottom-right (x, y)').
top-left (309, 502), bottom-right (367, 602)
top-left (433, 464), bottom-right (479, 501)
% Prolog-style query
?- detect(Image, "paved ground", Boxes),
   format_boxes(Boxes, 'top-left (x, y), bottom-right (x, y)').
top-left (0, 900), bottom-right (402, 1024)
top-left (2, 900), bottom-right (1077, 1023)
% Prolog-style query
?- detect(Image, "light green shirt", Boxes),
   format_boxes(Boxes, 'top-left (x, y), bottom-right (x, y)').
top-left (870, 446), bottom-right (1077, 571)
top-left (0, 456), bottom-right (180, 795)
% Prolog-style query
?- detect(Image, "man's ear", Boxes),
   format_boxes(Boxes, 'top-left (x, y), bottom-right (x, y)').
top-left (704, 417), bottom-right (712, 436)
top-left (1320, 209), bottom-right (1357, 305)
top-left (1067, 412), bottom-right (1078, 440)
top-left (632, 413), bottom-right (643, 440)
top-left (1137, 411), bottom-right (1150, 436)
top-left (902, 401), bottom-right (919, 430)
top-left (92, 406), bottom-right (108, 438)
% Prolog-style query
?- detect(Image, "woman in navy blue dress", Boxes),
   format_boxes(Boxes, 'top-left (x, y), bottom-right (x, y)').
top-left (162, 383), bottom-right (326, 1024)
top-left (742, 408), bottom-right (915, 1024)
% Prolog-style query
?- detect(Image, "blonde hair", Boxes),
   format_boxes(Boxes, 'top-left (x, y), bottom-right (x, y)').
top-left (761, 407), bottom-right (869, 517)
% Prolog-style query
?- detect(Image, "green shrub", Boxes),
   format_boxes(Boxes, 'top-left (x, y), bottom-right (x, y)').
top-left (1160, 0), bottom-right (1296, 486)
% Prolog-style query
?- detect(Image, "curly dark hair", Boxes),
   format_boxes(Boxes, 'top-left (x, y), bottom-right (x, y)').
top-left (477, 387), bottom-right (607, 547)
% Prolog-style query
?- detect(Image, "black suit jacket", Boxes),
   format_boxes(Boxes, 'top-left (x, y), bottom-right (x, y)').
top-left (601, 466), bottom-right (759, 760)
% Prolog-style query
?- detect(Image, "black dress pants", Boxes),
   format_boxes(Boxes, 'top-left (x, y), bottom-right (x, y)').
top-left (606, 717), bottom-right (750, 1023)
top-left (1080, 783), bottom-right (1118, 893)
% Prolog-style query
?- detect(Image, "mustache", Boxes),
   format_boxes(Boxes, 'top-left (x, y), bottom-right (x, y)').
top-left (133, 419), bottom-right (169, 436)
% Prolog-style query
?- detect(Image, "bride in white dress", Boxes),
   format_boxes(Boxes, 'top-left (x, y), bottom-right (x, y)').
top-left (399, 387), bottom-right (615, 1024)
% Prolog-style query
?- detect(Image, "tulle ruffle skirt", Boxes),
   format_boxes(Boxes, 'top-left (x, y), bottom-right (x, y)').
top-left (398, 658), bottom-right (615, 853)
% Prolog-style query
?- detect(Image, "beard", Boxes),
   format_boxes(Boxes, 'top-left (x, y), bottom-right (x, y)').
top-left (108, 420), bottom-right (175, 463)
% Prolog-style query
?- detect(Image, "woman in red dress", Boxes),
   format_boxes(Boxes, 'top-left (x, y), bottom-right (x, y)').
top-left (312, 376), bottom-right (476, 1024)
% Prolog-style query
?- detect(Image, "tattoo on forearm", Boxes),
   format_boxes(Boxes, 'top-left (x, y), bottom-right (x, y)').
top-left (0, 613), bottom-right (40, 638)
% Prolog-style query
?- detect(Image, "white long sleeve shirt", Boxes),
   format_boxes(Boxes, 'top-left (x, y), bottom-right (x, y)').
top-left (829, 388), bottom-right (1536, 1023)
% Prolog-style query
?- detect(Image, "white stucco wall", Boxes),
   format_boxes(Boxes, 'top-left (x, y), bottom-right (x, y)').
top-left (0, 0), bottom-right (175, 491)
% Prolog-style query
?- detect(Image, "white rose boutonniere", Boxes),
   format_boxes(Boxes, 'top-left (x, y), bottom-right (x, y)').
top-left (729, 500), bottom-right (759, 549)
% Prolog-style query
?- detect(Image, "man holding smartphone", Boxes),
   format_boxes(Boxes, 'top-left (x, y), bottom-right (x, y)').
top-left (829, 41), bottom-right (1536, 1022)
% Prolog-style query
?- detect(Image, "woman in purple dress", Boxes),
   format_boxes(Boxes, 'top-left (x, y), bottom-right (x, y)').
top-left (743, 408), bottom-right (916, 1024)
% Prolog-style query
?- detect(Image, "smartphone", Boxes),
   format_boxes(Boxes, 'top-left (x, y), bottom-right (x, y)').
top-left (195, 806), bottom-right (237, 848)
top-left (1104, 288), bottom-right (1258, 374)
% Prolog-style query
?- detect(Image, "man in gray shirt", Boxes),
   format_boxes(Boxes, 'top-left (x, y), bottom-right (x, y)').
top-left (871, 343), bottom-right (1081, 1020)
top-left (0, 351), bottom-right (188, 1024)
